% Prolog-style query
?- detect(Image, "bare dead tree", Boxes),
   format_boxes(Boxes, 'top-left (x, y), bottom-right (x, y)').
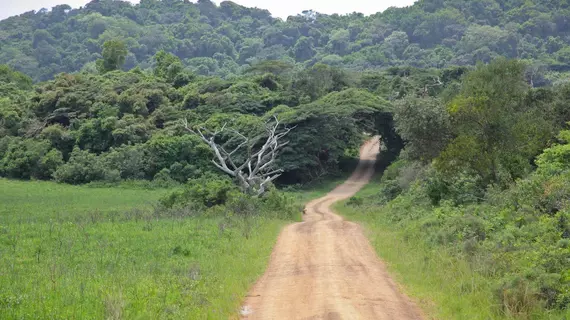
top-left (183, 115), bottom-right (295, 196)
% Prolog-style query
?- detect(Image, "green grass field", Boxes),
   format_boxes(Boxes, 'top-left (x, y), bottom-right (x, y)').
top-left (0, 179), bottom-right (290, 319)
top-left (335, 177), bottom-right (570, 320)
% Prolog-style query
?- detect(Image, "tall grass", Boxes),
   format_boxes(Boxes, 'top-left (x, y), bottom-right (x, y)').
top-left (0, 179), bottom-right (288, 319)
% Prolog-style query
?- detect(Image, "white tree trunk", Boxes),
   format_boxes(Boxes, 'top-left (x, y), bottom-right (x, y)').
top-left (183, 116), bottom-right (294, 196)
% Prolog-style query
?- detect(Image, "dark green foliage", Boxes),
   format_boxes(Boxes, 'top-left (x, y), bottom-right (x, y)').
top-left (1, 0), bottom-right (570, 81)
top-left (3, 58), bottom-right (392, 186)
top-left (0, 98), bottom-right (23, 136)
top-left (0, 137), bottom-right (58, 179)
top-left (102, 145), bottom-right (146, 180)
top-left (275, 88), bottom-right (389, 183)
top-left (159, 174), bottom-right (299, 222)
top-left (53, 147), bottom-right (108, 184)
top-left (160, 173), bottom-right (236, 208)
top-left (438, 59), bottom-right (556, 185)
top-left (0, 65), bottom-right (32, 90)
top-left (394, 96), bottom-right (452, 162)
top-left (144, 134), bottom-right (211, 182)
top-left (362, 148), bottom-right (570, 314)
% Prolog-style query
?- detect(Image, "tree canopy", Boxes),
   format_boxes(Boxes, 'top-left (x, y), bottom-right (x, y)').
top-left (1, 0), bottom-right (570, 81)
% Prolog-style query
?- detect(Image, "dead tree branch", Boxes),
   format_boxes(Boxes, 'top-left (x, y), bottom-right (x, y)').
top-left (183, 115), bottom-right (295, 196)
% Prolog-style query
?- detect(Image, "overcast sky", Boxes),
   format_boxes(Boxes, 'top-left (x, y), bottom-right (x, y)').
top-left (0, 0), bottom-right (417, 20)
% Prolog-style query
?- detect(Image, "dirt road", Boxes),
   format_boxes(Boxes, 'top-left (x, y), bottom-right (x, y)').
top-left (241, 137), bottom-right (424, 320)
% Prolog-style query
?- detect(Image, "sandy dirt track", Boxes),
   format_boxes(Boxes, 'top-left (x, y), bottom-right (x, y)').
top-left (241, 137), bottom-right (424, 320)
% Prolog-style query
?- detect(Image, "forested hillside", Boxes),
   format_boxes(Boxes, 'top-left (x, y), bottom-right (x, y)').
top-left (1, 0), bottom-right (570, 81)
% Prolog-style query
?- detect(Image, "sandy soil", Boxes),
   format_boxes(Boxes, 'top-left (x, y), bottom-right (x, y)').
top-left (241, 137), bottom-right (424, 320)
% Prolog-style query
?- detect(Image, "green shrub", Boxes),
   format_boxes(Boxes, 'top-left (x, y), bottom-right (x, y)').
top-left (0, 137), bottom-right (58, 180)
top-left (347, 196), bottom-right (364, 206)
top-left (381, 159), bottom-right (408, 182)
top-left (496, 276), bottom-right (541, 316)
top-left (425, 168), bottom-right (483, 206)
top-left (536, 129), bottom-right (570, 174)
top-left (160, 173), bottom-right (237, 208)
top-left (53, 147), bottom-right (107, 184)
top-left (152, 168), bottom-right (179, 188)
top-left (260, 189), bottom-right (298, 220)
top-left (225, 192), bottom-right (261, 217)
top-left (102, 146), bottom-right (146, 180)
top-left (38, 149), bottom-right (64, 179)
top-left (351, 129), bottom-right (570, 314)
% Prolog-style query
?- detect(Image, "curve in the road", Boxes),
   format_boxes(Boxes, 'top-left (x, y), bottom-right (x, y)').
top-left (241, 136), bottom-right (425, 320)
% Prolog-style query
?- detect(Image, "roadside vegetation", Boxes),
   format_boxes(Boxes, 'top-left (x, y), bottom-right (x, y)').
top-left (339, 175), bottom-right (570, 320)
top-left (338, 60), bottom-right (570, 319)
top-left (0, 178), bottom-right (298, 319)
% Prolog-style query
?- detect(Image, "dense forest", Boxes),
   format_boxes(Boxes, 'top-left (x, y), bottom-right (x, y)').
top-left (1, 0), bottom-right (570, 82)
top-left (1, 0), bottom-right (570, 318)
top-left (0, 56), bottom-right (396, 186)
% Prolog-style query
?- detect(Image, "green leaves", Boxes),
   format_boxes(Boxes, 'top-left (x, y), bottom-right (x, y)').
top-left (153, 50), bottom-right (185, 83)
top-left (96, 40), bottom-right (128, 74)
top-left (438, 59), bottom-right (547, 184)
top-left (0, 137), bottom-right (55, 180)
top-left (394, 96), bottom-right (451, 162)
top-left (536, 129), bottom-right (570, 174)
top-left (0, 0), bottom-right (570, 81)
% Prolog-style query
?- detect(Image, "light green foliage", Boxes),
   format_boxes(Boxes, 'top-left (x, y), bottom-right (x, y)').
top-left (0, 66), bottom-right (32, 136)
top-left (245, 60), bottom-right (293, 76)
top-left (0, 98), bottom-right (22, 136)
top-left (536, 129), bottom-right (570, 173)
top-left (154, 50), bottom-right (182, 79)
top-left (292, 63), bottom-right (353, 101)
top-left (0, 64), bottom-right (32, 90)
top-left (458, 25), bottom-right (511, 56)
top-left (96, 40), bottom-right (128, 74)
top-left (0, 179), bottom-right (290, 319)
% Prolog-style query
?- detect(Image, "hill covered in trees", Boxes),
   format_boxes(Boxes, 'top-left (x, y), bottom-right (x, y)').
top-left (1, 0), bottom-right (570, 81)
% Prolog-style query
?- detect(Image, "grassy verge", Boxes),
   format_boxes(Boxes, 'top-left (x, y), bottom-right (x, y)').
top-left (335, 177), bottom-right (570, 320)
top-left (0, 179), bottom-right (289, 319)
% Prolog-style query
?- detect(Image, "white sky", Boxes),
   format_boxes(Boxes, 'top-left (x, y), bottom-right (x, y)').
top-left (0, 0), bottom-right (417, 20)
